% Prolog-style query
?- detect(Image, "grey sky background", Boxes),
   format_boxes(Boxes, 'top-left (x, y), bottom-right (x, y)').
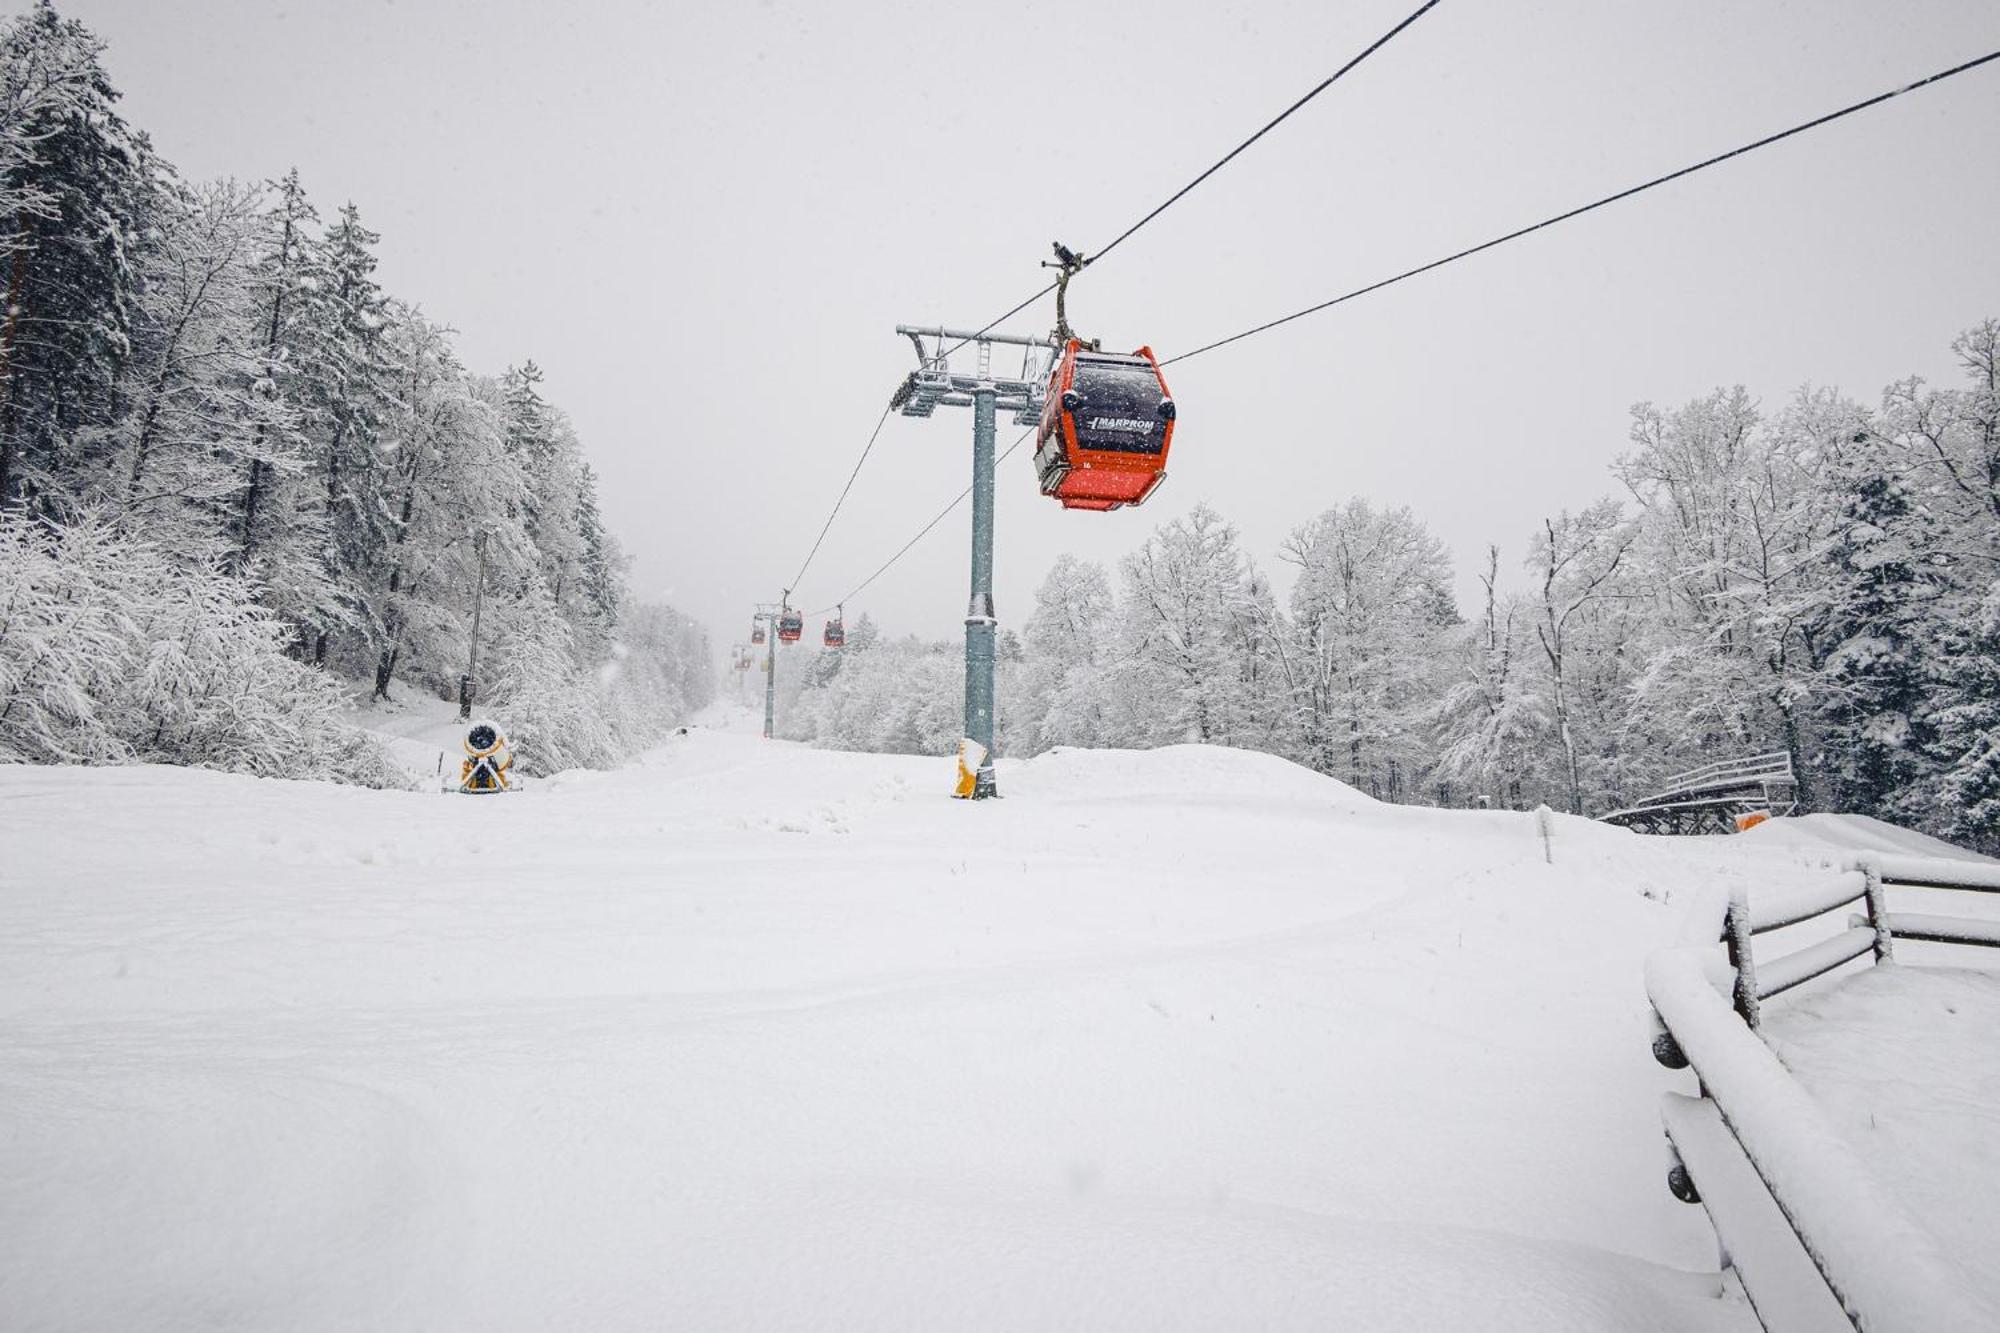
top-left (59, 0), bottom-right (2000, 653)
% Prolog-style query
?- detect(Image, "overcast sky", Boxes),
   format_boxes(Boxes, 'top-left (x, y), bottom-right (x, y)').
top-left (61, 0), bottom-right (2000, 652)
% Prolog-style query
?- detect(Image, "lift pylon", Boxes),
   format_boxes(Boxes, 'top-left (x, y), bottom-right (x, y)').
top-left (751, 602), bottom-right (782, 739)
top-left (890, 324), bottom-right (1055, 799)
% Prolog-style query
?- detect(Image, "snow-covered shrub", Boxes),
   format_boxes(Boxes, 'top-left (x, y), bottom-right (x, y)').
top-left (0, 512), bottom-right (409, 787)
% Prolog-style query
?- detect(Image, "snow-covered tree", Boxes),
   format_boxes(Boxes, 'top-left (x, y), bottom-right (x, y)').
top-left (1117, 503), bottom-right (1264, 748)
top-left (295, 200), bottom-right (398, 664)
top-left (0, 8), bottom-right (703, 789)
top-left (0, 1), bottom-right (149, 511)
top-left (1277, 499), bottom-right (1455, 797)
top-left (106, 178), bottom-right (285, 547)
top-left (0, 509), bottom-right (406, 785)
top-left (1810, 469), bottom-right (1947, 819)
top-left (231, 168), bottom-right (337, 631)
top-left (1615, 387), bottom-right (1858, 807)
top-left (484, 577), bottom-right (614, 775)
top-left (1528, 500), bottom-right (1634, 814)
top-left (1934, 579), bottom-right (2000, 851)
top-left (1013, 554), bottom-right (1117, 751)
top-left (1432, 546), bottom-right (1547, 808)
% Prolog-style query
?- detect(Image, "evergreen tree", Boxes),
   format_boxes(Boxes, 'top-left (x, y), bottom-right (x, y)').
top-left (1811, 470), bottom-right (1945, 818)
top-left (0, 1), bottom-right (149, 510)
top-left (575, 462), bottom-right (623, 634)
top-left (296, 200), bottom-right (398, 662)
top-left (1934, 580), bottom-right (2000, 851)
top-left (233, 169), bottom-right (324, 584)
top-left (368, 306), bottom-right (503, 698)
top-left (846, 611), bottom-right (880, 653)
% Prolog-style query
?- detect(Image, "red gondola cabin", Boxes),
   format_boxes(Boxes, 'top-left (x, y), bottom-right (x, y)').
top-left (751, 624), bottom-right (766, 645)
top-left (1034, 339), bottom-right (1176, 511)
top-left (777, 610), bottom-right (803, 642)
top-left (823, 618), bottom-right (845, 648)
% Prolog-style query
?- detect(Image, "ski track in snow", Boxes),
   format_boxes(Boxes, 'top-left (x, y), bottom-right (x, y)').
top-left (2, 705), bottom-right (1989, 1330)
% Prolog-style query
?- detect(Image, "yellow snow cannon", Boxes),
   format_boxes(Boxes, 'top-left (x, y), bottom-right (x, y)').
top-left (952, 738), bottom-right (987, 799)
top-left (458, 721), bottom-right (514, 794)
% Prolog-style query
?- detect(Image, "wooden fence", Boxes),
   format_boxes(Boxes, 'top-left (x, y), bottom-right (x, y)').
top-left (1644, 853), bottom-right (2000, 1331)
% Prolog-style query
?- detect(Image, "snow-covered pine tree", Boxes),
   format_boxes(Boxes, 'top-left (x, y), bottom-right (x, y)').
top-left (232, 168), bottom-right (336, 629)
top-left (0, 3), bottom-right (93, 227)
top-left (1934, 580), bottom-right (2000, 851)
top-left (499, 360), bottom-right (550, 485)
top-left (497, 360), bottom-right (599, 634)
top-left (499, 360), bottom-right (557, 549)
top-left (368, 305), bottom-right (506, 699)
top-left (297, 200), bottom-right (399, 664)
top-left (0, 1), bottom-right (149, 512)
top-left (574, 461), bottom-right (623, 642)
top-left (533, 415), bottom-right (591, 615)
top-left (1810, 467), bottom-right (1947, 821)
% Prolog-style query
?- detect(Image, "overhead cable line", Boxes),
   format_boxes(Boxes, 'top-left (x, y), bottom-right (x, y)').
top-left (802, 46), bottom-right (2000, 615)
top-left (809, 427), bottom-right (1035, 616)
top-left (781, 3), bottom-right (1442, 606)
top-left (784, 403), bottom-right (895, 596)
top-left (1162, 47), bottom-right (2000, 368)
top-left (1086, 0), bottom-right (1442, 271)
top-left (939, 0), bottom-right (1444, 362)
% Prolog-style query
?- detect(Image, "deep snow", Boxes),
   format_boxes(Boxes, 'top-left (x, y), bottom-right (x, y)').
top-left (1764, 964), bottom-right (2000, 1309)
top-left (1, 707), bottom-right (1989, 1330)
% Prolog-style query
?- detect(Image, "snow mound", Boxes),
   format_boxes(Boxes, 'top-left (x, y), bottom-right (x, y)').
top-left (1742, 812), bottom-right (1997, 864)
top-left (1012, 741), bottom-right (1376, 808)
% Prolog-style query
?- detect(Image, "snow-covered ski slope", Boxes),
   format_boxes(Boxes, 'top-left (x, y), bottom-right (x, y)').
top-left (1, 707), bottom-right (1988, 1330)
top-left (341, 689), bottom-right (481, 787)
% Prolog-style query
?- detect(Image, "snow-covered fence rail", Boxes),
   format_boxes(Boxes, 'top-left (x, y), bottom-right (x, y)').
top-left (1647, 947), bottom-right (1993, 1331)
top-left (1674, 855), bottom-right (2000, 1037)
top-left (1643, 853), bottom-right (2000, 1330)
top-left (1851, 855), bottom-right (2000, 952)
